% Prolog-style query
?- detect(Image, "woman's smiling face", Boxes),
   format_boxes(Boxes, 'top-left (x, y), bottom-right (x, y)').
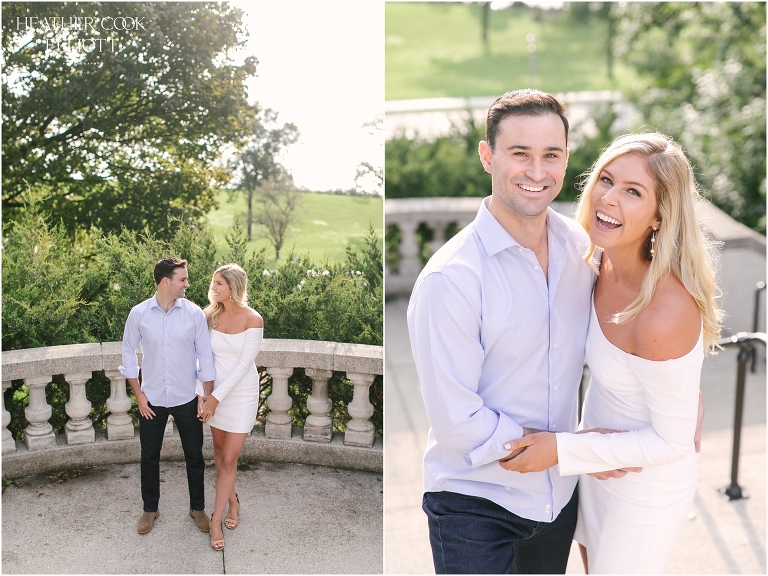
top-left (589, 153), bottom-right (661, 255)
top-left (210, 273), bottom-right (232, 303)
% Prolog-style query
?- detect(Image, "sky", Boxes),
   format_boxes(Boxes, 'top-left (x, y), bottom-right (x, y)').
top-left (229, 1), bottom-right (384, 193)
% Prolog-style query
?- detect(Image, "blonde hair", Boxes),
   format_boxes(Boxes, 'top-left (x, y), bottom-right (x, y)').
top-left (575, 132), bottom-right (723, 352)
top-left (203, 264), bottom-right (248, 329)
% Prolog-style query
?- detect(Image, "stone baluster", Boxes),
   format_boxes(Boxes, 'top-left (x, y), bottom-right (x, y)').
top-left (265, 367), bottom-right (294, 439)
top-left (304, 368), bottom-right (333, 442)
top-left (429, 220), bottom-right (449, 257)
top-left (2, 380), bottom-right (16, 453)
top-left (104, 370), bottom-right (135, 439)
top-left (398, 221), bottom-right (422, 277)
top-left (63, 372), bottom-right (95, 444)
top-left (23, 376), bottom-right (56, 451)
top-left (344, 372), bottom-right (376, 448)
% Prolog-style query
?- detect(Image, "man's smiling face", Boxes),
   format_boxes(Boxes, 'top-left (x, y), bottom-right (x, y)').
top-left (479, 113), bottom-right (569, 222)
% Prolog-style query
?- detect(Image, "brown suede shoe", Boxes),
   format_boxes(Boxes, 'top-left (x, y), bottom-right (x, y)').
top-left (137, 510), bottom-right (159, 534)
top-left (189, 508), bottom-right (210, 532)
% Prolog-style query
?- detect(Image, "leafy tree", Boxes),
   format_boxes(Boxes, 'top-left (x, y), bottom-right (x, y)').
top-left (614, 2), bottom-right (766, 233)
top-left (354, 113), bottom-right (384, 196)
top-left (565, 2), bottom-right (617, 80)
top-left (252, 169), bottom-right (303, 261)
top-left (2, 2), bottom-right (258, 239)
top-left (234, 108), bottom-right (299, 241)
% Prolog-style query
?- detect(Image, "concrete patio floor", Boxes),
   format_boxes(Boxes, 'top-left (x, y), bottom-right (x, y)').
top-left (2, 459), bottom-right (383, 574)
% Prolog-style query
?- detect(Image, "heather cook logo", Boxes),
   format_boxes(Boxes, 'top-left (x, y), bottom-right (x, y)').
top-left (14, 16), bottom-right (147, 53)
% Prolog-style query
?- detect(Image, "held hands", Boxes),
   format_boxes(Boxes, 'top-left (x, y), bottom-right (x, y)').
top-left (197, 395), bottom-right (219, 422)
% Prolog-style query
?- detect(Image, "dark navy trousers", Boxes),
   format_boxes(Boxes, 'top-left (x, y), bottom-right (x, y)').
top-left (423, 488), bottom-right (578, 574)
top-left (139, 397), bottom-right (205, 512)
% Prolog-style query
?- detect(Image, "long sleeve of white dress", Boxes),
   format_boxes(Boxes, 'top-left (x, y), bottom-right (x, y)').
top-left (556, 343), bottom-right (703, 476)
top-left (198, 328), bottom-right (262, 402)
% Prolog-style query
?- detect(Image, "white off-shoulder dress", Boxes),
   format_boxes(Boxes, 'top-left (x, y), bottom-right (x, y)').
top-left (198, 328), bottom-right (263, 433)
top-left (556, 298), bottom-right (703, 574)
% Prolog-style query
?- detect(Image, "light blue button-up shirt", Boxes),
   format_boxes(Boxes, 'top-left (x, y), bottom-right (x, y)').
top-left (407, 197), bottom-right (596, 522)
top-left (119, 294), bottom-right (216, 408)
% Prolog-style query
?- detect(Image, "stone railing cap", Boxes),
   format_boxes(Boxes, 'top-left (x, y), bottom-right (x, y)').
top-left (259, 339), bottom-right (337, 370)
top-left (2, 343), bottom-right (102, 381)
top-left (3, 339), bottom-right (382, 382)
top-left (333, 342), bottom-right (383, 375)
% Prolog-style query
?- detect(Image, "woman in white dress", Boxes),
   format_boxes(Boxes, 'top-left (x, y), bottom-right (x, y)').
top-left (502, 133), bottom-right (722, 573)
top-left (198, 263), bottom-right (263, 551)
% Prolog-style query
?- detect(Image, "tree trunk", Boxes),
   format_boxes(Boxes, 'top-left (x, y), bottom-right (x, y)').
top-left (247, 189), bottom-right (254, 241)
top-left (482, 2), bottom-right (490, 53)
top-left (607, 9), bottom-right (615, 80)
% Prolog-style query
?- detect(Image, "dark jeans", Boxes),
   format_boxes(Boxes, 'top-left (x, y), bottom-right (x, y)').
top-left (139, 397), bottom-right (205, 512)
top-left (423, 489), bottom-right (578, 574)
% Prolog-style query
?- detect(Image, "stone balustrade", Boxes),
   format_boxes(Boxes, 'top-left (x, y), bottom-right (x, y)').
top-left (385, 197), bottom-right (575, 296)
top-left (385, 197), bottom-right (766, 338)
top-left (2, 339), bottom-right (382, 478)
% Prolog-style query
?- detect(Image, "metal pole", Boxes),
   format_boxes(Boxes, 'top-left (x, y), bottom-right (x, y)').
top-left (751, 282), bottom-right (765, 373)
top-left (720, 346), bottom-right (751, 500)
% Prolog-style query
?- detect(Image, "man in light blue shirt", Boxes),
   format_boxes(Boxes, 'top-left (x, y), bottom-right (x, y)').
top-left (408, 90), bottom-right (594, 573)
top-left (120, 257), bottom-right (216, 535)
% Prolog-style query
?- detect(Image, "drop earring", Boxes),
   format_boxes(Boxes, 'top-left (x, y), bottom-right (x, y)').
top-left (650, 228), bottom-right (658, 257)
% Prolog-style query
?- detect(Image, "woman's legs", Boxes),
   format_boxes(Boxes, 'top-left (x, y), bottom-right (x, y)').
top-left (579, 543), bottom-right (589, 574)
top-left (210, 427), bottom-right (248, 546)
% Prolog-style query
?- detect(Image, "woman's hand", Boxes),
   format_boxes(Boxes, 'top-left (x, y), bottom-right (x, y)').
top-left (499, 432), bottom-right (558, 473)
top-left (201, 395), bottom-right (219, 421)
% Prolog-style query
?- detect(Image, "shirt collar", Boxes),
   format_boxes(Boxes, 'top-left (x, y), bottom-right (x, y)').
top-left (475, 195), bottom-right (570, 257)
top-left (149, 292), bottom-right (183, 311)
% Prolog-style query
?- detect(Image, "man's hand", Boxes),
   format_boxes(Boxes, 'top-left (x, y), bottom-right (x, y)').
top-left (126, 378), bottom-right (155, 420)
top-left (197, 395), bottom-right (206, 421)
top-left (499, 431), bottom-right (558, 473)
top-left (576, 427), bottom-right (644, 480)
top-left (136, 391), bottom-right (156, 420)
top-left (587, 467), bottom-right (643, 480)
top-left (695, 391), bottom-right (705, 453)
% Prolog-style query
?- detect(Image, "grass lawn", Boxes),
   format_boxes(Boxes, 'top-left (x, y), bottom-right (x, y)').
top-left (207, 190), bottom-right (383, 266)
top-left (385, 3), bottom-right (640, 100)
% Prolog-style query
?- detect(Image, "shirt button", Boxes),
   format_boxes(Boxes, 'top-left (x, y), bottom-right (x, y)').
top-left (552, 424), bottom-right (557, 429)
top-left (534, 265), bottom-right (540, 271)
top-left (546, 504), bottom-right (551, 510)
top-left (553, 343), bottom-right (558, 348)
top-left (554, 385), bottom-right (559, 390)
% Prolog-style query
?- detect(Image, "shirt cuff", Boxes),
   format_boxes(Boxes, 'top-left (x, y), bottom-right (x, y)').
top-left (118, 365), bottom-right (138, 379)
top-left (197, 369), bottom-right (216, 383)
top-left (466, 413), bottom-right (524, 468)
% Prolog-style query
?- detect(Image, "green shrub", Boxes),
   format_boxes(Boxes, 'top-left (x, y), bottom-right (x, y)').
top-left (385, 117), bottom-right (490, 199)
top-left (2, 207), bottom-right (383, 441)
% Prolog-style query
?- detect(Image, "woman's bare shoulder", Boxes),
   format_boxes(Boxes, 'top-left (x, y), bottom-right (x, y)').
top-left (634, 275), bottom-right (700, 361)
top-left (242, 307), bottom-right (263, 329)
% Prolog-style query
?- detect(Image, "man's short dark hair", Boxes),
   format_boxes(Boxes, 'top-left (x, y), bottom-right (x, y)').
top-left (485, 89), bottom-right (569, 151)
top-left (154, 257), bottom-right (188, 284)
